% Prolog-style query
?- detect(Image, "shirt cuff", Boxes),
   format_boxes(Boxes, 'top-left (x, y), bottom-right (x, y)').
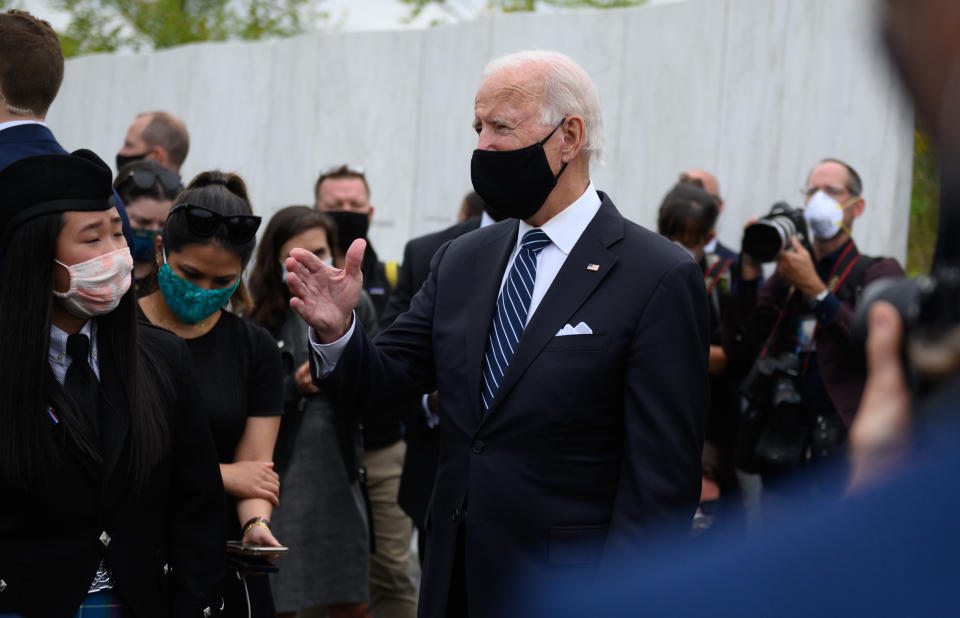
top-left (814, 292), bottom-right (841, 325)
top-left (308, 312), bottom-right (356, 379)
top-left (421, 394), bottom-right (440, 428)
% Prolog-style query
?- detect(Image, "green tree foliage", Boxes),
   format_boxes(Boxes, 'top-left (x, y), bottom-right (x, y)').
top-left (51, 0), bottom-right (325, 58)
top-left (907, 130), bottom-right (939, 275)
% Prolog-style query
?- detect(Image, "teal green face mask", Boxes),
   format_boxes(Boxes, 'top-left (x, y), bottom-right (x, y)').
top-left (157, 262), bottom-right (241, 325)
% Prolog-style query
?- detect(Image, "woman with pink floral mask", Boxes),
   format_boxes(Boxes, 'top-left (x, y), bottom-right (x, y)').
top-left (0, 151), bottom-right (226, 618)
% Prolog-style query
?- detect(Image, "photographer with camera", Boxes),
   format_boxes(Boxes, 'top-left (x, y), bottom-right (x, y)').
top-left (728, 158), bottom-right (904, 484)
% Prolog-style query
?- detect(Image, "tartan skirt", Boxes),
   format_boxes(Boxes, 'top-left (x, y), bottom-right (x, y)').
top-left (73, 590), bottom-right (131, 617)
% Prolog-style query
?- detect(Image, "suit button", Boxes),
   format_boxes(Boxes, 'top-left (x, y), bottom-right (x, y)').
top-left (451, 508), bottom-right (461, 522)
top-left (163, 563), bottom-right (172, 575)
top-left (472, 440), bottom-right (485, 454)
top-left (0, 579), bottom-right (6, 592)
top-left (99, 531), bottom-right (111, 547)
top-left (203, 606), bottom-right (212, 617)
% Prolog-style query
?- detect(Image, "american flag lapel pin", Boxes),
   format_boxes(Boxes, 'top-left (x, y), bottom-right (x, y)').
top-left (587, 263), bottom-right (600, 271)
top-left (48, 407), bottom-right (59, 425)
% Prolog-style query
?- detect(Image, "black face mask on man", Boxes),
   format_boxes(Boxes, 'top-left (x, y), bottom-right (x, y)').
top-left (116, 151), bottom-right (148, 171)
top-left (326, 210), bottom-right (370, 256)
top-left (470, 119), bottom-right (568, 221)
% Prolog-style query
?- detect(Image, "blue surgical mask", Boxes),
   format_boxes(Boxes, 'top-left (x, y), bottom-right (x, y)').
top-left (131, 228), bottom-right (159, 262)
top-left (157, 261), bottom-right (241, 325)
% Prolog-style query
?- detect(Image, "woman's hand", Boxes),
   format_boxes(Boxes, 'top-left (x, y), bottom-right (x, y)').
top-left (242, 520), bottom-right (282, 565)
top-left (221, 461), bottom-right (280, 505)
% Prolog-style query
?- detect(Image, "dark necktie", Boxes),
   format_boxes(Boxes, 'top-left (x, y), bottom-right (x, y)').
top-left (480, 228), bottom-right (551, 411)
top-left (65, 333), bottom-right (101, 437)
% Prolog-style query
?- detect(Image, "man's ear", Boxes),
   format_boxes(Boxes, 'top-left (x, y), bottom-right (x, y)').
top-left (560, 115), bottom-right (586, 163)
top-left (148, 145), bottom-right (169, 168)
top-left (852, 196), bottom-right (866, 219)
top-left (367, 205), bottom-right (375, 225)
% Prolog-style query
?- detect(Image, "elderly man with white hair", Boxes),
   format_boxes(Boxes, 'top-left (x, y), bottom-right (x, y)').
top-left (286, 50), bottom-right (710, 617)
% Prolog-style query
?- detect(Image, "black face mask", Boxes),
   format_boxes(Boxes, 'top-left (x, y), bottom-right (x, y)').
top-left (326, 210), bottom-right (370, 256)
top-left (116, 151), bottom-right (148, 171)
top-left (470, 119), bottom-right (568, 221)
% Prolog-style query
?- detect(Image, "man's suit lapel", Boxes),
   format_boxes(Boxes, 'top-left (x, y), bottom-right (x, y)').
top-left (482, 195), bottom-right (624, 419)
top-left (465, 219), bottom-right (520, 422)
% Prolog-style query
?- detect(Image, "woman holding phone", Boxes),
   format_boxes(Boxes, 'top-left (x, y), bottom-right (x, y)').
top-left (138, 171), bottom-right (284, 618)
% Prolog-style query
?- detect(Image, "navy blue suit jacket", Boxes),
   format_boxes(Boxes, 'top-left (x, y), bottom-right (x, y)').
top-left (0, 123), bottom-right (134, 251)
top-left (0, 123), bottom-right (67, 167)
top-left (318, 192), bottom-right (711, 617)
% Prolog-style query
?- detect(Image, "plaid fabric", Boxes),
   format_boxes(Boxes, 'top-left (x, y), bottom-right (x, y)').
top-left (73, 590), bottom-right (131, 617)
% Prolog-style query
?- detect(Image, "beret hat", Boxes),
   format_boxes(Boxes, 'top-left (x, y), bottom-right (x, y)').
top-left (0, 149), bottom-right (113, 244)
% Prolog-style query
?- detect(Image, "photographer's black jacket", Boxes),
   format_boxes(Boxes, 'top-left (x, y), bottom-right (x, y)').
top-left (723, 240), bottom-right (904, 425)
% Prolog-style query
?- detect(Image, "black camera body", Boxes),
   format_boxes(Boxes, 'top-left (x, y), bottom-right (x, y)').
top-left (854, 266), bottom-right (960, 399)
top-left (743, 202), bottom-right (812, 263)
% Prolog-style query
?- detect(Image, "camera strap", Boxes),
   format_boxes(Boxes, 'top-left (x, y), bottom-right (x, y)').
top-left (824, 240), bottom-right (860, 296)
top-left (704, 257), bottom-right (735, 296)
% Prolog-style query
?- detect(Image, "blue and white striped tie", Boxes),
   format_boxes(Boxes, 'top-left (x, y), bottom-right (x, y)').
top-left (480, 228), bottom-right (551, 411)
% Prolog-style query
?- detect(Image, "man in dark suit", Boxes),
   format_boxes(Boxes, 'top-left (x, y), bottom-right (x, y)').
top-left (379, 198), bottom-right (492, 564)
top-left (286, 50), bottom-right (710, 617)
top-left (0, 9), bottom-right (133, 249)
top-left (0, 10), bottom-right (69, 169)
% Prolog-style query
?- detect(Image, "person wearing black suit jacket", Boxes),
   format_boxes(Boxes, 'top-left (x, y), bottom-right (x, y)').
top-left (0, 151), bottom-right (226, 617)
top-left (0, 10), bottom-right (134, 252)
top-left (379, 214), bottom-right (485, 565)
top-left (287, 50), bottom-right (710, 618)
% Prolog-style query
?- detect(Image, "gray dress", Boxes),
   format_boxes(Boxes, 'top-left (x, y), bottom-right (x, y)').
top-left (269, 292), bottom-right (379, 611)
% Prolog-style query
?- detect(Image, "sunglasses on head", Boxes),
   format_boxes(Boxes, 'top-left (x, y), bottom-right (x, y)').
top-left (121, 169), bottom-right (184, 193)
top-left (169, 203), bottom-right (262, 243)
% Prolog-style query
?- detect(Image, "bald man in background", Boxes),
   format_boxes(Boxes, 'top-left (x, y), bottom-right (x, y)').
top-left (682, 169), bottom-right (740, 263)
top-left (116, 111), bottom-right (189, 173)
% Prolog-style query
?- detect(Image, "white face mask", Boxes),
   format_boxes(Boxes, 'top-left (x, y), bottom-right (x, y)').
top-left (804, 190), bottom-right (848, 240)
top-left (53, 247), bottom-right (133, 318)
top-left (281, 255), bottom-right (333, 288)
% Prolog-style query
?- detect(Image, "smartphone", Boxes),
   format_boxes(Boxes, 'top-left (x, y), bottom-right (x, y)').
top-left (226, 540), bottom-right (289, 556)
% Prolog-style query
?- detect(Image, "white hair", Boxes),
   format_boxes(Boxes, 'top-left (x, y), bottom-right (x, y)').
top-left (483, 50), bottom-right (604, 165)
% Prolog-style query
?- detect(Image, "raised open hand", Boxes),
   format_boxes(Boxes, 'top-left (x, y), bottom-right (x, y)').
top-left (287, 238), bottom-right (366, 343)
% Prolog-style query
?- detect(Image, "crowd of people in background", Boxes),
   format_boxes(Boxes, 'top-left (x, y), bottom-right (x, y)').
top-left (4, 1), bottom-right (956, 616)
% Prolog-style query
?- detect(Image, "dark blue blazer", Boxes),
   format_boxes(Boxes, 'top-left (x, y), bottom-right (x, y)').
top-left (0, 123), bottom-right (134, 251)
top-left (318, 192), bottom-right (711, 618)
top-left (0, 123), bottom-right (68, 168)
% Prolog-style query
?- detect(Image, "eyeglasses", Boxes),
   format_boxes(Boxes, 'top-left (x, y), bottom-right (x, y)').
top-left (120, 169), bottom-right (184, 193)
top-left (802, 184), bottom-right (852, 200)
top-left (169, 203), bottom-right (261, 243)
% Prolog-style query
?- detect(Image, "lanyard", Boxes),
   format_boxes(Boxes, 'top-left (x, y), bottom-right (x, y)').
top-left (759, 241), bottom-right (860, 360)
top-left (703, 257), bottom-right (734, 297)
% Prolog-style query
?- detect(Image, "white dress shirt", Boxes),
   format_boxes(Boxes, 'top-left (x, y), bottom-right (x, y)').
top-left (310, 183), bottom-right (602, 374)
top-left (49, 320), bottom-right (100, 384)
top-left (0, 119), bottom-right (47, 133)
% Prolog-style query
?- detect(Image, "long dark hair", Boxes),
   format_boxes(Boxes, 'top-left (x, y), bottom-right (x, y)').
top-left (248, 206), bottom-right (338, 333)
top-left (168, 170), bottom-right (257, 314)
top-left (0, 212), bottom-right (172, 490)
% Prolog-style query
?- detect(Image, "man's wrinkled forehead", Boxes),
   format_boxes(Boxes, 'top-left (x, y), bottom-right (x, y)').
top-left (475, 68), bottom-right (544, 114)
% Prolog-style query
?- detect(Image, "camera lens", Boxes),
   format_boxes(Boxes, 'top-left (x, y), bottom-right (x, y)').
top-left (744, 215), bottom-right (797, 263)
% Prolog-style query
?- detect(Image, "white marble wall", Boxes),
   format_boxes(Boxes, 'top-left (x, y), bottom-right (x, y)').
top-left (48, 0), bottom-right (913, 264)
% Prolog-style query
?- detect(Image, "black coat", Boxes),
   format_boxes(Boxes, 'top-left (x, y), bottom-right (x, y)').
top-left (318, 193), bottom-right (710, 617)
top-left (379, 216), bottom-right (482, 529)
top-left (0, 323), bottom-right (227, 618)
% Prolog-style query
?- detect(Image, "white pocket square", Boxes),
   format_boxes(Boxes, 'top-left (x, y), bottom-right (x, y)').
top-left (556, 322), bottom-right (593, 337)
